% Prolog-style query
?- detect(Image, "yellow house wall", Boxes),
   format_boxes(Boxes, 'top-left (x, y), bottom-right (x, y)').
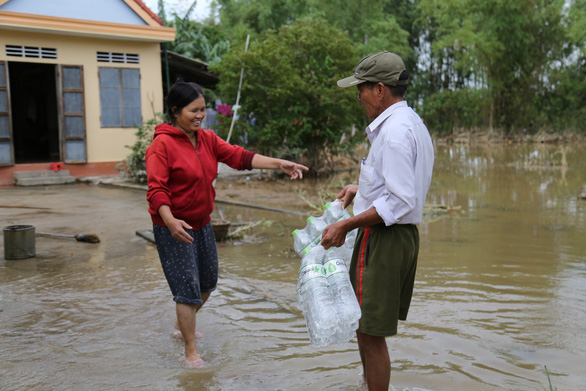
top-left (0, 29), bottom-right (164, 163)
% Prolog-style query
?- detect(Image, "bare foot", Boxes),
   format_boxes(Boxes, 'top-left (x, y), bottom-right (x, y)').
top-left (184, 358), bottom-right (206, 368)
top-left (172, 330), bottom-right (203, 339)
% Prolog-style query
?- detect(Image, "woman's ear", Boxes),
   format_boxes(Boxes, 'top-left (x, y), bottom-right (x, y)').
top-left (171, 106), bottom-right (178, 117)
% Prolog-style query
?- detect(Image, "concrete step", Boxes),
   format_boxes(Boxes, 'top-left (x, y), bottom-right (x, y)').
top-left (13, 170), bottom-right (76, 186)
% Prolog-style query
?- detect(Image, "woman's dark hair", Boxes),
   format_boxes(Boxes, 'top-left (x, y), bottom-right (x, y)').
top-left (165, 79), bottom-right (205, 121)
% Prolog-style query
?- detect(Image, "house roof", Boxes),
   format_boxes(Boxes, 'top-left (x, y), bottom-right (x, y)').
top-left (0, 0), bottom-right (174, 42)
top-left (164, 50), bottom-right (220, 90)
top-left (131, 0), bottom-right (163, 25)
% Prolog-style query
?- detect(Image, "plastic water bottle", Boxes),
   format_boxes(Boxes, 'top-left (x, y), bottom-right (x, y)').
top-left (305, 215), bottom-right (327, 249)
top-left (323, 246), bottom-right (361, 342)
top-left (292, 228), bottom-right (312, 255)
top-left (296, 245), bottom-right (338, 347)
top-left (341, 228), bottom-right (358, 265)
top-left (323, 199), bottom-right (351, 224)
top-left (291, 215), bottom-right (327, 256)
top-left (306, 215), bottom-right (328, 238)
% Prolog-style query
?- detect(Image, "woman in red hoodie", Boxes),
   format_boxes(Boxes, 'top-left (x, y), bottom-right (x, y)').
top-left (146, 81), bottom-right (308, 368)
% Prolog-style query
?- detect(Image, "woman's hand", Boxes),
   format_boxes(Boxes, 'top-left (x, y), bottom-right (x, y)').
top-left (166, 218), bottom-right (194, 244)
top-left (158, 205), bottom-right (194, 244)
top-left (279, 160), bottom-right (309, 180)
top-left (251, 155), bottom-right (309, 180)
top-left (338, 184), bottom-right (359, 208)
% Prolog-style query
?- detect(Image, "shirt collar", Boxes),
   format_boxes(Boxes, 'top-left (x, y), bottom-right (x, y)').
top-left (366, 100), bottom-right (408, 134)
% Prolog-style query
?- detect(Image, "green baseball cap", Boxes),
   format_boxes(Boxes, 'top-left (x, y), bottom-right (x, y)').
top-left (337, 51), bottom-right (408, 88)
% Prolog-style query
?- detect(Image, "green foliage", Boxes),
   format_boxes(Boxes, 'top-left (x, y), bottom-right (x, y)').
top-left (360, 18), bottom-right (412, 59)
top-left (539, 58), bottom-right (586, 133)
top-left (567, 0), bottom-right (586, 55)
top-left (216, 0), bottom-right (309, 34)
top-left (117, 115), bottom-right (164, 184)
top-left (419, 89), bottom-right (490, 134)
top-left (417, 0), bottom-right (568, 133)
top-left (167, 16), bottom-right (230, 64)
top-left (158, 0), bottom-right (585, 138)
top-left (212, 18), bottom-right (365, 172)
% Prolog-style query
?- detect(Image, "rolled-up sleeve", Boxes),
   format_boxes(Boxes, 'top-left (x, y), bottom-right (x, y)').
top-left (373, 140), bottom-right (416, 226)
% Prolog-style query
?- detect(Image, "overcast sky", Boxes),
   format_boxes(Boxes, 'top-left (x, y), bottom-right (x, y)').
top-left (142, 0), bottom-right (212, 21)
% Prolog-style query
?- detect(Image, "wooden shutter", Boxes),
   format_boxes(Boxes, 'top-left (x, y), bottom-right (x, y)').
top-left (0, 61), bottom-right (14, 166)
top-left (58, 65), bottom-right (87, 163)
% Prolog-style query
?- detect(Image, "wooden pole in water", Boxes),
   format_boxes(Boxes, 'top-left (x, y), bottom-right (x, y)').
top-left (225, 34), bottom-right (250, 144)
top-left (215, 34), bottom-right (251, 222)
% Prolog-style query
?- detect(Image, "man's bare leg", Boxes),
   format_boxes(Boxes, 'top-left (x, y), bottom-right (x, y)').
top-left (357, 331), bottom-right (390, 391)
top-left (357, 331), bottom-right (367, 388)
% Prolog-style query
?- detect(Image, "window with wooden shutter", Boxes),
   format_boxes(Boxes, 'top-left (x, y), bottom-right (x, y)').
top-left (99, 67), bottom-right (141, 127)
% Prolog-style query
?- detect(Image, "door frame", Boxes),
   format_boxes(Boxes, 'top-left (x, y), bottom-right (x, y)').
top-left (0, 60), bottom-right (14, 166)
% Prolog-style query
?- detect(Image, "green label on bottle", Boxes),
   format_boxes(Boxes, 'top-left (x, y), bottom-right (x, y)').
top-left (323, 259), bottom-right (347, 278)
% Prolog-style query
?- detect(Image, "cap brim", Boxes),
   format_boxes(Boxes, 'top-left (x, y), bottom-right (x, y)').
top-left (337, 75), bottom-right (366, 88)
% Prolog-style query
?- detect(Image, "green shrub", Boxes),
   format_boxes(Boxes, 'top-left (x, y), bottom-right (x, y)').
top-left (419, 89), bottom-right (491, 134)
top-left (117, 114), bottom-right (164, 184)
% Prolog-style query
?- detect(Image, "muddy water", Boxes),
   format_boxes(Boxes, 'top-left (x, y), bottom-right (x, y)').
top-left (1, 143), bottom-right (585, 391)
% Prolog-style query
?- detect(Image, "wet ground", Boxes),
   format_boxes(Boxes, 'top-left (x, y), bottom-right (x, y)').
top-left (1, 142), bottom-right (585, 391)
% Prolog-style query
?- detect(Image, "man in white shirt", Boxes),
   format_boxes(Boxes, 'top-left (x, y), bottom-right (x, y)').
top-left (321, 51), bottom-right (434, 391)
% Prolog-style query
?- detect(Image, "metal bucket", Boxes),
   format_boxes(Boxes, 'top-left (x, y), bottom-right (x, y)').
top-left (3, 225), bottom-right (36, 260)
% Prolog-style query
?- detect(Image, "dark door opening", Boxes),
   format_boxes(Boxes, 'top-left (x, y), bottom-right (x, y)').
top-left (9, 62), bottom-right (60, 163)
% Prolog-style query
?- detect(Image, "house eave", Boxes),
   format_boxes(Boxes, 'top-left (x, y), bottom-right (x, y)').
top-left (0, 11), bottom-right (175, 42)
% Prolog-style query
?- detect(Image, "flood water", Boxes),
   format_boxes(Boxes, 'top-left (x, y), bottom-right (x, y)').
top-left (1, 142), bottom-right (585, 391)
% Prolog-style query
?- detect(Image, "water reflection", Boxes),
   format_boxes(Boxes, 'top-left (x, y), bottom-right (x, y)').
top-left (1, 143), bottom-right (585, 390)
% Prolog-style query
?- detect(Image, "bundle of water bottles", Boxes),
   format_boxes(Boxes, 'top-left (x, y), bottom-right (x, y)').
top-left (292, 200), bottom-right (361, 348)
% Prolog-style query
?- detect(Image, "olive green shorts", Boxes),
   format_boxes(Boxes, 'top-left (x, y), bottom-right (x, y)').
top-left (349, 223), bottom-right (419, 337)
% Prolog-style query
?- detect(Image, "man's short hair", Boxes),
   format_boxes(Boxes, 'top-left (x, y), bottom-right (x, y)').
top-left (363, 70), bottom-right (409, 98)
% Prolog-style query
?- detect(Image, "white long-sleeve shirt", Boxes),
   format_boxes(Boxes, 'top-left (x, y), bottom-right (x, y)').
top-left (353, 101), bottom-right (434, 226)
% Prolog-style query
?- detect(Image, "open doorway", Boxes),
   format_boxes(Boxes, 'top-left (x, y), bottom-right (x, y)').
top-left (9, 62), bottom-right (60, 163)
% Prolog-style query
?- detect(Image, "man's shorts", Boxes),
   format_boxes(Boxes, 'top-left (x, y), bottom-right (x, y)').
top-left (349, 223), bottom-right (419, 337)
top-left (153, 222), bottom-right (218, 305)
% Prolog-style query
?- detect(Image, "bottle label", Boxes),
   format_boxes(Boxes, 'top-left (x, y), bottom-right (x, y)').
top-left (323, 258), bottom-right (348, 278)
top-left (298, 263), bottom-right (325, 281)
top-left (297, 263), bottom-right (326, 303)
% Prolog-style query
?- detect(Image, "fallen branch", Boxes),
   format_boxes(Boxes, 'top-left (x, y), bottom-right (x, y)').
top-left (227, 220), bottom-right (265, 239)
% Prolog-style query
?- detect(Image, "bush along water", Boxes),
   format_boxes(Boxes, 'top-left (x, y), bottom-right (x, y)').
top-left (292, 200), bottom-right (360, 347)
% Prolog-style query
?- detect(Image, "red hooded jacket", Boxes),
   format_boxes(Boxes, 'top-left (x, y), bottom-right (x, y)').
top-left (145, 123), bottom-right (256, 229)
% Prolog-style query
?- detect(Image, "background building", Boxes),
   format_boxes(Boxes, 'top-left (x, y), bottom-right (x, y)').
top-left (0, 0), bottom-right (175, 185)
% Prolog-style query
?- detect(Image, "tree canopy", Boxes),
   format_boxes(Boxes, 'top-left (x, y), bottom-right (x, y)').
top-left (155, 0), bottom-right (585, 162)
top-left (211, 18), bottom-right (365, 171)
